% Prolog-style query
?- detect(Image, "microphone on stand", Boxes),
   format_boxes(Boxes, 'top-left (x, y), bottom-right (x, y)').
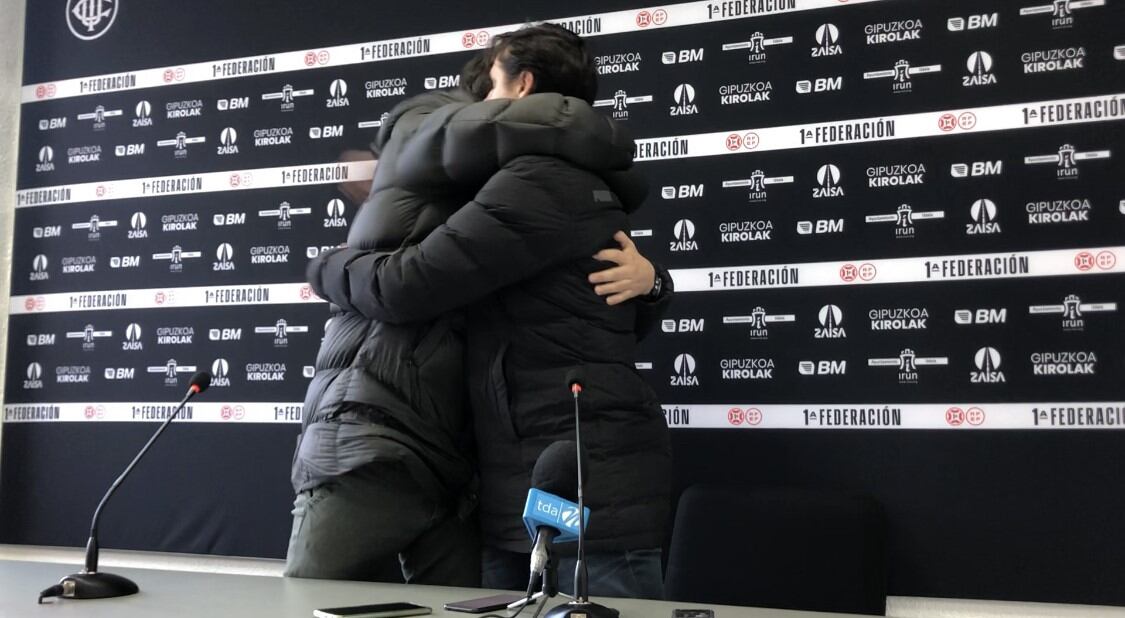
top-left (511, 441), bottom-right (589, 612)
top-left (527, 442), bottom-right (585, 579)
top-left (545, 368), bottom-right (619, 618)
top-left (37, 371), bottom-right (212, 603)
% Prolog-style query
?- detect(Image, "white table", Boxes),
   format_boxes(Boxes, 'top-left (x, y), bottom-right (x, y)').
top-left (0, 559), bottom-right (868, 618)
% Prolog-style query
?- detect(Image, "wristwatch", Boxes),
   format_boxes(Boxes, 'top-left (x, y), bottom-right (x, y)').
top-left (647, 271), bottom-right (663, 299)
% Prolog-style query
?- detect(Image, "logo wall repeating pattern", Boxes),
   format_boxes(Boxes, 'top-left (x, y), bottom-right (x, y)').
top-left (8, 0), bottom-right (1124, 431)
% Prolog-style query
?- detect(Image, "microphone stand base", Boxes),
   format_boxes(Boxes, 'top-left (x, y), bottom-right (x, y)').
top-left (544, 601), bottom-right (619, 618)
top-left (56, 571), bottom-right (139, 600)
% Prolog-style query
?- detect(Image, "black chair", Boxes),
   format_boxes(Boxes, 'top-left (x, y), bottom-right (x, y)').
top-left (664, 485), bottom-right (887, 615)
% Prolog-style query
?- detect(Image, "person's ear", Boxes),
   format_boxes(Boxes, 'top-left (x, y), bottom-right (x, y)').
top-left (516, 70), bottom-right (535, 97)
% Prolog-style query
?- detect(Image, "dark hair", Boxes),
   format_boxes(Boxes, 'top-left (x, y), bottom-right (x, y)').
top-left (459, 50), bottom-right (493, 101)
top-left (490, 23), bottom-right (597, 104)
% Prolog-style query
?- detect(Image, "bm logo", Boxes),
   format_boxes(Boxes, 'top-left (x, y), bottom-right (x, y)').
top-left (309, 125), bottom-right (344, 139)
top-left (424, 75), bottom-right (460, 89)
top-left (662, 319), bottom-right (704, 333)
top-left (661, 184), bottom-right (704, 199)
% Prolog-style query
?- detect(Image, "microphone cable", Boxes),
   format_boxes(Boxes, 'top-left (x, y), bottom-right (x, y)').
top-left (530, 591), bottom-right (549, 618)
top-left (480, 577), bottom-right (538, 618)
top-left (37, 584), bottom-right (64, 604)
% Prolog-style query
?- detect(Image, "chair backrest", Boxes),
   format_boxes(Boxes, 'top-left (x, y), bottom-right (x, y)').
top-left (664, 485), bottom-right (887, 615)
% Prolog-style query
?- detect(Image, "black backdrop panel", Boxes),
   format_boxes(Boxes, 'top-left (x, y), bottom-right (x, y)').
top-left (0, 423), bottom-right (299, 558)
top-left (4, 0), bottom-right (1125, 607)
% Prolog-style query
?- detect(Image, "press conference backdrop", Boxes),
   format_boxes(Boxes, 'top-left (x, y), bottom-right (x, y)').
top-left (3, 0), bottom-right (1125, 606)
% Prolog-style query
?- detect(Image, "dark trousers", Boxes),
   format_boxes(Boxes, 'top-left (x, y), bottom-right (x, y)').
top-left (482, 545), bottom-right (664, 600)
top-left (284, 460), bottom-right (480, 586)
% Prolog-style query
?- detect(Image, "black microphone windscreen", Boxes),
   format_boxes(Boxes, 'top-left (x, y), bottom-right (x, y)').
top-left (531, 440), bottom-right (588, 501)
top-left (189, 371), bottom-right (212, 393)
top-left (564, 367), bottom-right (585, 389)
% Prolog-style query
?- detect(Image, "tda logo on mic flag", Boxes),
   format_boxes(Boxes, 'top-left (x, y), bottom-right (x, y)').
top-left (522, 488), bottom-right (590, 543)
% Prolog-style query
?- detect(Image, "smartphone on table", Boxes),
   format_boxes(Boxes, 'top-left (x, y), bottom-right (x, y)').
top-left (444, 593), bottom-right (527, 613)
top-left (312, 602), bottom-right (431, 618)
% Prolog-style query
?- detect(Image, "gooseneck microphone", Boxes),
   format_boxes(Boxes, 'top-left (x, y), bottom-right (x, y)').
top-left (546, 368), bottom-right (619, 618)
top-left (565, 370), bottom-right (590, 601)
top-left (38, 371), bottom-right (212, 603)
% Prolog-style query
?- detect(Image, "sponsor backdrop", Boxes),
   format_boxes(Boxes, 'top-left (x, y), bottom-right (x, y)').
top-left (3, 0), bottom-right (1125, 605)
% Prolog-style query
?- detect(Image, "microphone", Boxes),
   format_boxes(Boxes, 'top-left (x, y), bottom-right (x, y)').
top-left (504, 442), bottom-right (591, 613)
top-left (564, 368), bottom-right (584, 394)
top-left (38, 372), bottom-right (211, 603)
top-left (546, 367), bottom-right (618, 618)
top-left (188, 370), bottom-right (211, 394)
top-left (523, 441), bottom-right (589, 578)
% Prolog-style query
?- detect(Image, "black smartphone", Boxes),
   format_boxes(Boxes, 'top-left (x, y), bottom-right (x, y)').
top-left (444, 593), bottom-right (527, 613)
top-left (312, 602), bottom-right (432, 618)
top-left (672, 610), bottom-right (715, 618)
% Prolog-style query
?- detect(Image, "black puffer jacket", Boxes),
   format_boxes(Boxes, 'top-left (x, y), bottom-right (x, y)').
top-left (291, 90), bottom-right (477, 502)
top-left (311, 94), bottom-right (673, 553)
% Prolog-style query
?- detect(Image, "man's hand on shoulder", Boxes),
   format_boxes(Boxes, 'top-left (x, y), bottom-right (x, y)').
top-left (589, 231), bottom-right (656, 306)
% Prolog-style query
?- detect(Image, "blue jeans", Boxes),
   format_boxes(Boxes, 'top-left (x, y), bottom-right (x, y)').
top-left (482, 545), bottom-right (664, 600)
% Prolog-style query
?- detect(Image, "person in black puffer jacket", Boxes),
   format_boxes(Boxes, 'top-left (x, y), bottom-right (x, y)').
top-left (308, 24), bottom-right (673, 599)
top-left (291, 49), bottom-right (667, 587)
top-left (284, 80), bottom-right (482, 584)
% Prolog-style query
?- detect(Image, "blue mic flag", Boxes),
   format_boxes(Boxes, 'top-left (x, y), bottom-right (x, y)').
top-left (522, 488), bottom-right (590, 543)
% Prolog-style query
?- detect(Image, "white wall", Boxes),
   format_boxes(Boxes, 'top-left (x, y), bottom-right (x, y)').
top-left (0, 0), bottom-right (28, 463)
